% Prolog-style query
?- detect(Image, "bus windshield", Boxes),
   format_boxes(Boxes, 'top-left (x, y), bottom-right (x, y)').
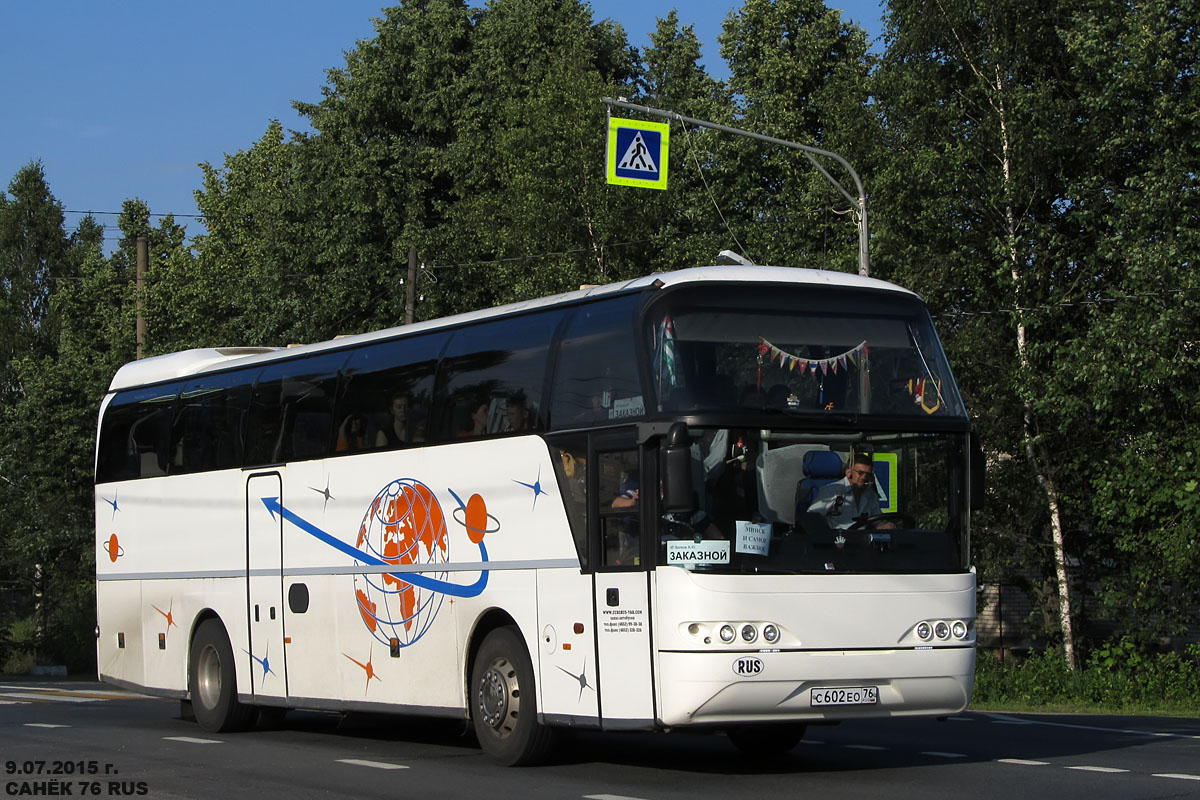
top-left (645, 284), bottom-right (965, 419)
top-left (654, 427), bottom-right (970, 574)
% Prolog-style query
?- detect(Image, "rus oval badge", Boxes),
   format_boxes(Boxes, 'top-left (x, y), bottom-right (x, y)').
top-left (732, 655), bottom-right (765, 677)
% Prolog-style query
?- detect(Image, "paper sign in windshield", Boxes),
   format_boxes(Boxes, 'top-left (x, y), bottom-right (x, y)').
top-left (666, 540), bottom-right (731, 566)
top-left (735, 521), bottom-right (772, 556)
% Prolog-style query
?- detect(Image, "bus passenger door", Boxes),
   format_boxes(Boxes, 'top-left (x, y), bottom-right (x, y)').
top-left (246, 472), bottom-right (288, 699)
top-left (592, 445), bottom-right (655, 728)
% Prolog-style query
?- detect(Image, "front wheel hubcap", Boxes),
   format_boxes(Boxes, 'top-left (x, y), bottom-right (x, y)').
top-left (477, 656), bottom-right (519, 736)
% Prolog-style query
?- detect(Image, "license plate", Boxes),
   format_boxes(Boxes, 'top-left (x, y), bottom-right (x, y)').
top-left (811, 686), bottom-right (879, 706)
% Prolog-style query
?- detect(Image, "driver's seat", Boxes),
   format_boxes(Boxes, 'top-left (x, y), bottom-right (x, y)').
top-left (795, 450), bottom-right (844, 516)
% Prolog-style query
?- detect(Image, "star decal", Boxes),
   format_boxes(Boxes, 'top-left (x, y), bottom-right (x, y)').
top-left (513, 466), bottom-right (548, 511)
top-left (344, 649), bottom-right (381, 694)
top-left (309, 480), bottom-right (335, 512)
top-left (151, 599), bottom-right (176, 639)
top-left (102, 492), bottom-right (119, 519)
top-left (245, 642), bottom-right (276, 687)
top-left (557, 658), bottom-right (593, 701)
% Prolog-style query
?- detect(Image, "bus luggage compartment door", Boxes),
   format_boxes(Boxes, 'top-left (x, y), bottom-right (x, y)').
top-left (246, 472), bottom-right (288, 699)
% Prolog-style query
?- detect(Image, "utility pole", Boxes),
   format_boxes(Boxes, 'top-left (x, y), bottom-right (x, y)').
top-left (405, 244), bottom-right (417, 325)
top-left (601, 98), bottom-right (871, 277)
top-left (136, 236), bottom-right (148, 359)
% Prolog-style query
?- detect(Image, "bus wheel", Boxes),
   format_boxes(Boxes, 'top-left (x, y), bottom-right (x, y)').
top-left (188, 619), bottom-right (257, 733)
top-left (470, 627), bottom-right (553, 766)
top-left (726, 723), bottom-right (807, 757)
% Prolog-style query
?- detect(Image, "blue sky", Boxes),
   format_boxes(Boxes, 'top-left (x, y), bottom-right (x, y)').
top-left (1, 2), bottom-right (885, 248)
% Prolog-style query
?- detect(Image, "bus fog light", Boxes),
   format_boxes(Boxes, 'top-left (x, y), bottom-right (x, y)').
top-left (741, 624), bottom-right (757, 643)
top-left (719, 625), bottom-right (736, 643)
top-left (688, 623), bottom-right (701, 636)
top-left (934, 621), bottom-right (950, 640)
top-left (951, 620), bottom-right (967, 639)
top-left (762, 624), bottom-right (779, 643)
top-left (915, 622), bottom-right (932, 641)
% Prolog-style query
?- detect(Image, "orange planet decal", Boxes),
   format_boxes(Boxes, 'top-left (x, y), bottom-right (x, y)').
top-left (105, 533), bottom-right (124, 562)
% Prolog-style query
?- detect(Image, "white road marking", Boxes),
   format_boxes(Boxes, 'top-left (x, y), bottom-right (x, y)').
top-left (25, 723), bottom-right (70, 728)
top-left (1154, 773), bottom-right (1200, 781)
top-left (0, 700), bottom-right (26, 705)
top-left (0, 686), bottom-right (140, 697)
top-left (923, 751), bottom-right (966, 758)
top-left (163, 736), bottom-right (222, 744)
top-left (997, 758), bottom-right (1049, 766)
top-left (336, 759), bottom-right (409, 770)
top-left (984, 712), bottom-right (1200, 741)
top-left (0, 692), bottom-right (93, 703)
top-left (1067, 765), bottom-right (1129, 773)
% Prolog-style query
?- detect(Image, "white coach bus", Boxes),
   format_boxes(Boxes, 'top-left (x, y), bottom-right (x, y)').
top-left (95, 266), bottom-right (981, 765)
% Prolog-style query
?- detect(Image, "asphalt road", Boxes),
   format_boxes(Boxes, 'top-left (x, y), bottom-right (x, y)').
top-left (3, 681), bottom-right (1200, 799)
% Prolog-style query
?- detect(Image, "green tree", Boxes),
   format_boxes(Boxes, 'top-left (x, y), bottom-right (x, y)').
top-left (294, 0), bottom-right (474, 333)
top-left (1053, 0), bottom-right (1200, 643)
top-left (0, 163), bottom-right (72, 389)
top-left (874, 0), bottom-right (1200, 662)
top-left (193, 122), bottom-right (319, 346)
top-left (634, 11), bottom-right (736, 271)
top-left (439, 0), bottom-right (642, 314)
top-left (874, 0), bottom-right (1089, 665)
top-left (718, 0), bottom-right (875, 270)
top-left (0, 166), bottom-right (110, 669)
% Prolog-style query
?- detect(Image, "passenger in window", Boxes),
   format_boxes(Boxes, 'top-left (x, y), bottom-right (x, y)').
top-left (376, 392), bottom-right (414, 448)
top-left (610, 470), bottom-right (640, 565)
top-left (458, 399), bottom-right (489, 438)
top-left (612, 471), bottom-right (639, 510)
top-left (503, 391), bottom-right (532, 432)
top-left (336, 413), bottom-right (369, 452)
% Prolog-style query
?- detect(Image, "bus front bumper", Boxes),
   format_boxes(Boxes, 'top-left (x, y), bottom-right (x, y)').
top-left (656, 646), bottom-right (974, 728)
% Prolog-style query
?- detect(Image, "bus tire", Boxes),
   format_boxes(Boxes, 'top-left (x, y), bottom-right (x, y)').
top-left (188, 619), bottom-right (257, 733)
top-left (726, 723), bottom-right (806, 756)
top-left (470, 627), bottom-right (553, 766)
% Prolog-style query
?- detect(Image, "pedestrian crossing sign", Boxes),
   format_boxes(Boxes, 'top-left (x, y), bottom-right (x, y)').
top-left (607, 117), bottom-right (670, 190)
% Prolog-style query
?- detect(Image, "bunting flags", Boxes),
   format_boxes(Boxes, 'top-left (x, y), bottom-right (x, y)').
top-left (758, 338), bottom-right (867, 377)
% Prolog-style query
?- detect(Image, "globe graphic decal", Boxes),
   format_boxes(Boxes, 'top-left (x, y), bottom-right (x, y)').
top-left (353, 479), bottom-right (449, 648)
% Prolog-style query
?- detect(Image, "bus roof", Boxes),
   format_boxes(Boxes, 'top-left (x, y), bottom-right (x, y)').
top-left (107, 265), bottom-right (916, 393)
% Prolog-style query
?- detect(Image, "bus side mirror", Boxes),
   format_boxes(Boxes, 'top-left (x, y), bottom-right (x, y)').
top-left (970, 431), bottom-right (986, 511)
top-left (661, 422), bottom-right (695, 514)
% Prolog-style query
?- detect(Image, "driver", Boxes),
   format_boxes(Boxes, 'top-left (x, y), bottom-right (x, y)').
top-left (808, 449), bottom-right (892, 529)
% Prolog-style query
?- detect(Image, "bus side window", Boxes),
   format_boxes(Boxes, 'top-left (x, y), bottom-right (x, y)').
top-left (435, 310), bottom-right (564, 440)
top-left (547, 436), bottom-right (588, 570)
top-left (549, 296), bottom-right (644, 429)
top-left (97, 384), bottom-right (181, 482)
top-left (170, 372), bottom-right (253, 474)
top-left (335, 334), bottom-right (441, 454)
top-left (246, 353), bottom-right (346, 465)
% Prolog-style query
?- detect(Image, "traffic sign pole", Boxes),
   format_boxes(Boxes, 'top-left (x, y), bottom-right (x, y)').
top-left (601, 97), bottom-right (870, 277)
